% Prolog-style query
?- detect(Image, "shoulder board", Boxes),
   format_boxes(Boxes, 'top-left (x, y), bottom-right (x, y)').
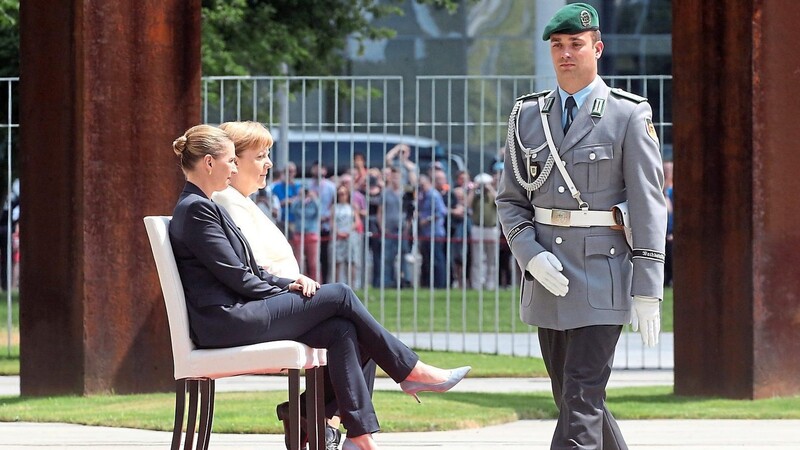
top-left (516, 90), bottom-right (552, 102)
top-left (610, 88), bottom-right (647, 103)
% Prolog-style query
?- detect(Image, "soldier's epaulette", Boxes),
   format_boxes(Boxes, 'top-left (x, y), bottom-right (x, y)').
top-left (516, 90), bottom-right (552, 102)
top-left (610, 88), bottom-right (647, 103)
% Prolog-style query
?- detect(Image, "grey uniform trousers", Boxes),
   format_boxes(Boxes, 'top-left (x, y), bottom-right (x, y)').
top-left (539, 325), bottom-right (628, 450)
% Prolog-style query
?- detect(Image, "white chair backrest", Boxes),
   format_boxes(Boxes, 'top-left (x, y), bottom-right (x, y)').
top-left (143, 216), bottom-right (194, 379)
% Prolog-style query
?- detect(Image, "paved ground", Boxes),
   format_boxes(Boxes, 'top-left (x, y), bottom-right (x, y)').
top-left (1, 419), bottom-right (798, 449)
top-left (2, 371), bottom-right (799, 449)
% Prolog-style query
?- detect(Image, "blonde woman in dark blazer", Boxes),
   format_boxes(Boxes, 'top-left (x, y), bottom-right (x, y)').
top-left (169, 124), bottom-right (470, 450)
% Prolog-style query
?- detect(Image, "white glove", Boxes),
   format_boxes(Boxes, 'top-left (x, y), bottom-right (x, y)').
top-left (526, 252), bottom-right (569, 297)
top-left (631, 295), bottom-right (661, 347)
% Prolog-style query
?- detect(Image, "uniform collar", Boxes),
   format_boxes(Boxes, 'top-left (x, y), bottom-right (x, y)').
top-left (558, 76), bottom-right (599, 112)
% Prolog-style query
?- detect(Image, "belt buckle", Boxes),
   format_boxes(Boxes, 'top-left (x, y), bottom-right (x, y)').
top-left (551, 209), bottom-right (571, 226)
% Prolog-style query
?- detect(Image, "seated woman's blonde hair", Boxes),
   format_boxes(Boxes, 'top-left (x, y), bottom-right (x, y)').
top-left (219, 121), bottom-right (274, 156)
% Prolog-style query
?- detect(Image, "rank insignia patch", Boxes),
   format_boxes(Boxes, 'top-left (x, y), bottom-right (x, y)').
top-left (645, 118), bottom-right (658, 142)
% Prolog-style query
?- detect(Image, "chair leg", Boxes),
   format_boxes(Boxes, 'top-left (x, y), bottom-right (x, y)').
top-left (287, 369), bottom-right (302, 450)
top-left (203, 380), bottom-right (215, 450)
top-left (306, 367), bottom-right (325, 450)
top-left (197, 380), bottom-right (215, 450)
top-left (184, 380), bottom-right (199, 450)
top-left (171, 380), bottom-right (187, 450)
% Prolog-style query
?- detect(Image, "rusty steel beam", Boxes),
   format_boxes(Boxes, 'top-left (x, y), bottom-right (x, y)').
top-left (673, 0), bottom-right (800, 398)
top-left (19, 0), bottom-right (201, 395)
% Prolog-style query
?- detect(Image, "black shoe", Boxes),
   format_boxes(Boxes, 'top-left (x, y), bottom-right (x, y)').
top-left (276, 402), bottom-right (342, 450)
top-left (324, 424), bottom-right (342, 450)
top-left (276, 401), bottom-right (308, 450)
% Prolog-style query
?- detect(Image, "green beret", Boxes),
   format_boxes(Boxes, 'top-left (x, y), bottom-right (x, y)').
top-left (541, 2), bottom-right (599, 40)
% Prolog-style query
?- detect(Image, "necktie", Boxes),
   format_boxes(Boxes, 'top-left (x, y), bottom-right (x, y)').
top-left (564, 96), bottom-right (576, 134)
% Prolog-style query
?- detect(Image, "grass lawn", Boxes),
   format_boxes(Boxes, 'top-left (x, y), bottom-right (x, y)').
top-left (1, 386), bottom-right (798, 434)
top-left (359, 286), bottom-right (674, 334)
top-left (0, 290), bottom-right (18, 375)
top-left (0, 287), bottom-right (674, 376)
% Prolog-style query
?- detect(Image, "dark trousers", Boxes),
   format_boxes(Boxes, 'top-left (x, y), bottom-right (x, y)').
top-left (301, 353), bottom-right (377, 421)
top-left (320, 229), bottom-right (331, 283)
top-left (252, 283), bottom-right (418, 436)
top-left (420, 239), bottom-right (446, 288)
top-left (370, 235), bottom-right (399, 288)
top-left (538, 325), bottom-right (628, 450)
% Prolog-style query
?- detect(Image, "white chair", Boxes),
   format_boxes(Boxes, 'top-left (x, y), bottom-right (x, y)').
top-left (144, 216), bottom-right (327, 450)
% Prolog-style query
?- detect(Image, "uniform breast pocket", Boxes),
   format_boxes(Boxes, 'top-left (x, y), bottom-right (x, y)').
top-left (572, 144), bottom-right (613, 193)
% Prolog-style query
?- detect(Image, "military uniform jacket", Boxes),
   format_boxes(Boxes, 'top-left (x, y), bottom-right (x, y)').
top-left (496, 77), bottom-right (667, 331)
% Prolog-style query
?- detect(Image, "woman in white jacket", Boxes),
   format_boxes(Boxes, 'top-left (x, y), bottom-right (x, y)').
top-left (211, 130), bottom-right (300, 280)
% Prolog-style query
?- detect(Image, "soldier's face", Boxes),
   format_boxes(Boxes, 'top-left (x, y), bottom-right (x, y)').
top-left (550, 31), bottom-right (603, 92)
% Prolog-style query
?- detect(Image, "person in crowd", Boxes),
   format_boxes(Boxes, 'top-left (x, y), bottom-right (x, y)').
top-left (309, 161), bottom-right (337, 283)
top-left (338, 173), bottom-right (366, 289)
top-left (663, 160), bottom-right (674, 287)
top-left (271, 161), bottom-right (302, 238)
top-left (366, 173), bottom-right (385, 288)
top-left (290, 189), bottom-right (322, 281)
top-left (468, 172), bottom-right (499, 290)
top-left (332, 184), bottom-right (359, 287)
top-left (432, 166), bottom-right (457, 286)
top-left (417, 173), bottom-right (447, 288)
top-left (11, 222), bottom-right (19, 290)
top-left (375, 167), bottom-right (404, 288)
top-left (254, 186), bottom-right (281, 225)
top-left (448, 170), bottom-right (471, 289)
top-left (352, 152), bottom-right (369, 193)
top-left (385, 143), bottom-right (418, 188)
top-left (169, 124), bottom-right (470, 450)
top-left (496, 4), bottom-right (667, 449)
top-left (0, 178), bottom-right (19, 291)
top-left (433, 166), bottom-right (450, 199)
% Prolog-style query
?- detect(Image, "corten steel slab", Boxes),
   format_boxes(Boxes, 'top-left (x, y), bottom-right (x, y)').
top-left (673, 0), bottom-right (800, 398)
top-left (19, 0), bottom-right (201, 395)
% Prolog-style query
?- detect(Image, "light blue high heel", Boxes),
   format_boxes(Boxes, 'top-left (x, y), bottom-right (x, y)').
top-left (399, 366), bottom-right (471, 403)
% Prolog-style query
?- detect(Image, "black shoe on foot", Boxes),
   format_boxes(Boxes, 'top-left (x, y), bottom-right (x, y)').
top-left (276, 401), bottom-right (308, 450)
top-left (324, 424), bottom-right (342, 450)
top-left (276, 401), bottom-right (342, 450)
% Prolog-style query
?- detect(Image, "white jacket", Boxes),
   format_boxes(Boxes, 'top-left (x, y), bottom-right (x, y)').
top-left (212, 187), bottom-right (301, 279)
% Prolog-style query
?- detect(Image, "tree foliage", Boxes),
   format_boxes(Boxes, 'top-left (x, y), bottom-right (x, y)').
top-left (0, 0), bottom-right (463, 78)
top-left (201, 0), bottom-right (461, 76)
top-left (0, 0), bottom-right (18, 78)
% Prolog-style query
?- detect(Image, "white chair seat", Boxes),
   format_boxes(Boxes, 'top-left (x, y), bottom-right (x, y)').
top-left (182, 340), bottom-right (327, 380)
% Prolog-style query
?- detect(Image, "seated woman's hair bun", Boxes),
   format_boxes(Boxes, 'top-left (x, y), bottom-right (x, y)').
top-left (172, 135), bottom-right (188, 156)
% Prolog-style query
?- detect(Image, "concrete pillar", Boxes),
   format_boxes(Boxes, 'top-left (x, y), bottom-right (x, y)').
top-left (673, 0), bottom-right (800, 398)
top-left (18, 0), bottom-right (201, 395)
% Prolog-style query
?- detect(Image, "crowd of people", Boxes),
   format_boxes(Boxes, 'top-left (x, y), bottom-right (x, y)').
top-left (252, 144), bottom-right (524, 291)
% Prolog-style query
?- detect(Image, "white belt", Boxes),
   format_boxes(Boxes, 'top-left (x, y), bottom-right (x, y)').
top-left (534, 206), bottom-right (618, 228)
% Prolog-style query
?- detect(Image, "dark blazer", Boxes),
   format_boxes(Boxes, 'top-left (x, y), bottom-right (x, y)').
top-left (169, 182), bottom-right (295, 347)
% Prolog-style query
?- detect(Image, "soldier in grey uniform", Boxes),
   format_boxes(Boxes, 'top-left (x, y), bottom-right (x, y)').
top-left (495, 3), bottom-right (667, 449)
